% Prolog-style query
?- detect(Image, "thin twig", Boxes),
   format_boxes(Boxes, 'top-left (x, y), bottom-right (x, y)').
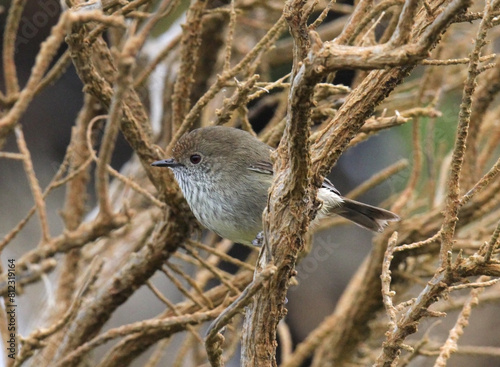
top-left (15, 127), bottom-right (51, 243)
top-left (205, 265), bottom-right (276, 366)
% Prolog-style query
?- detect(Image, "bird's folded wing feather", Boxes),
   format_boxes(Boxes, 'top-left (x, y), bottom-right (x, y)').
top-left (247, 161), bottom-right (341, 196)
top-left (248, 161), bottom-right (274, 175)
top-left (322, 177), bottom-right (341, 196)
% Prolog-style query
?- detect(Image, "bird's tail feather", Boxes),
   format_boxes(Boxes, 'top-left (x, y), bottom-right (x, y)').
top-left (332, 198), bottom-right (400, 232)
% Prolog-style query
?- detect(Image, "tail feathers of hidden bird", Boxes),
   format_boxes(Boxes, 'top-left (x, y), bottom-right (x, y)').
top-left (333, 198), bottom-right (400, 232)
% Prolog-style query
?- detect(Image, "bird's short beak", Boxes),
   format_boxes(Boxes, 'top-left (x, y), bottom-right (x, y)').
top-left (151, 158), bottom-right (183, 168)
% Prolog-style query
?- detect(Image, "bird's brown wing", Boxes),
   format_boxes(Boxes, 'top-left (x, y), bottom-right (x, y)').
top-left (248, 161), bottom-right (342, 196)
top-left (248, 160), bottom-right (274, 175)
top-left (322, 177), bottom-right (341, 196)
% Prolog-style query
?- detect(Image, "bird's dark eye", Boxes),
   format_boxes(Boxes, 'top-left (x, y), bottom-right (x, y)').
top-left (190, 154), bottom-right (202, 164)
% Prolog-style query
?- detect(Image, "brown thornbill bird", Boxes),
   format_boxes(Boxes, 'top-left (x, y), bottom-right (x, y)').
top-left (152, 126), bottom-right (400, 245)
